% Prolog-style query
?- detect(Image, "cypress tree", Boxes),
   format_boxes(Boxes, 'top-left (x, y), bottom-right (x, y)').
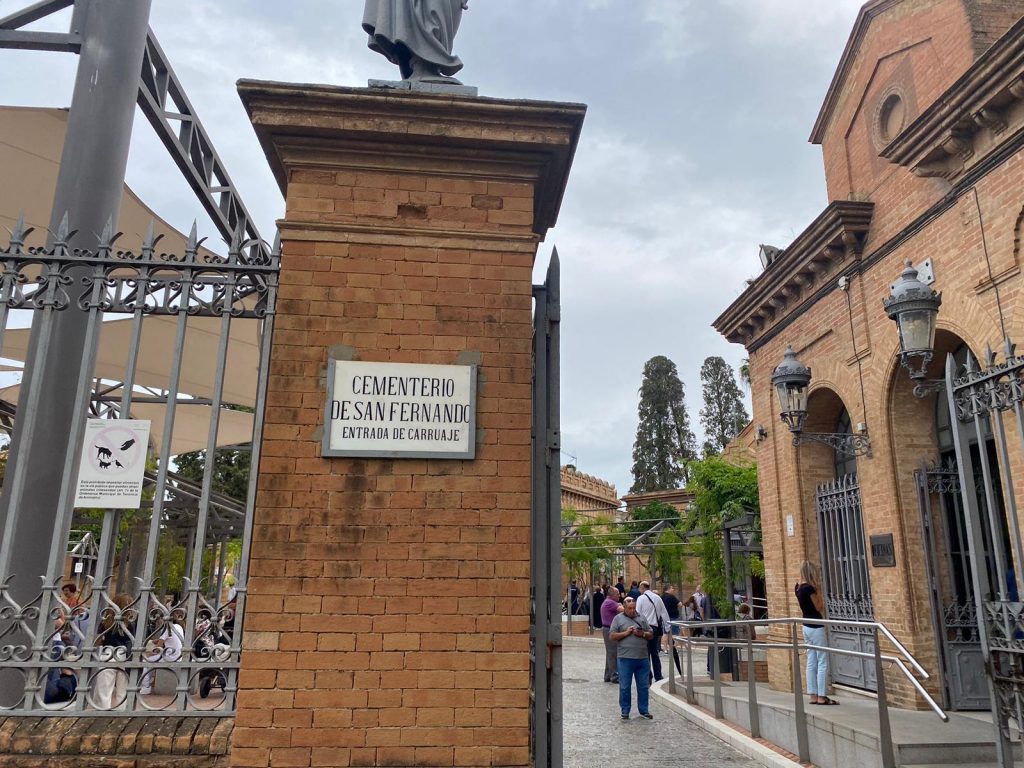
top-left (699, 356), bottom-right (750, 456)
top-left (630, 356), bottom-right (697, 493)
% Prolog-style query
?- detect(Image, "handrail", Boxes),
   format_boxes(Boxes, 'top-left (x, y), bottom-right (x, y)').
top-left (665, 615), bottom-right (948, 768)
top-left (675, 616), bottom-right (930, 679)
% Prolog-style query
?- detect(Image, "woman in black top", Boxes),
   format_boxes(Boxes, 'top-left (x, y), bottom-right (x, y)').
top-left (795, 560), bottom-right (836, 705)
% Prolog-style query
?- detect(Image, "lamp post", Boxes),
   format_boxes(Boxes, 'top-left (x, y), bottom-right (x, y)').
top-left (883, 261), bottom-right (943, 397)
top-left (771, 346), bottom-right (871, 457)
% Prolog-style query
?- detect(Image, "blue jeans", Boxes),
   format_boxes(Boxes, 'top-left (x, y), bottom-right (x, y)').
top-left (803, 625), bottom-right (828, 696)
top-left (617, 657), bottom-right (650, 715)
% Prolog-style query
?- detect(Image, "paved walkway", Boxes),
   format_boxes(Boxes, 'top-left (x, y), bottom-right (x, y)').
top-left (562, 637), bottom-right (756, 767)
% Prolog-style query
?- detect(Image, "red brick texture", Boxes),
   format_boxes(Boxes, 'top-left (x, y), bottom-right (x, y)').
top-left (232, 83), bottom-right (584, 767)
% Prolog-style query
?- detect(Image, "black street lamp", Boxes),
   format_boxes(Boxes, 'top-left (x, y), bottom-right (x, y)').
top-left (884, 261), bottom-right (942, 379)
top-left (771, 345), bottom-right (871, 457)
top-left (772, 346), bottom-right (811, 434)
top-left (883, 261), bottom-right (943, 396)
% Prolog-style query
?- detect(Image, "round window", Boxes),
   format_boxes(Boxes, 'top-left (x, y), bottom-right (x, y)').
top-left (878, 93), bottom-right (906, 144)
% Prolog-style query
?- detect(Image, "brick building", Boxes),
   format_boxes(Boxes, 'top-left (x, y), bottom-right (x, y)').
top-left (714, 0), bottom-right (1024, 711)
top-left (560, 465), bottom-right (619, 521)
top-left (559, 466), bottom-right (619, 602)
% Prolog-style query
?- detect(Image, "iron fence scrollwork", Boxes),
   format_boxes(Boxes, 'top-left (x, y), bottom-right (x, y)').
top-left (0, 214), bottom-right (279, 716)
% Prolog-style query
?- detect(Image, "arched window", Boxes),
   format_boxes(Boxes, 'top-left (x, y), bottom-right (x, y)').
top-left (834, 407), bottom-right (857, 478)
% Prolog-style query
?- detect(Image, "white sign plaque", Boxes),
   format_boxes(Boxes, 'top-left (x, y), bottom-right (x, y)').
top-left (786, 514), bottom-right (795, 538)
top-left (74, 419), bottom-right (151, 509)
top-left (323, 360), bottom-right (476, 459)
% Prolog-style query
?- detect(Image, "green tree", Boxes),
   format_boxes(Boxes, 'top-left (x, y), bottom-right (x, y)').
top-left (561, 509), bottom-right (616, 589)
top-left (630, 356), bottom-right (697, 492)
top-left (739, 357), bottom-right (751, 390)
top-left (175, 448), bottom-right (251, 502)
top-left (699, 356), bottom-right (750, 457)
top-left (623, 501), bottom-right (684, 586)
top-left (683, 455), bottom-right (761, 617)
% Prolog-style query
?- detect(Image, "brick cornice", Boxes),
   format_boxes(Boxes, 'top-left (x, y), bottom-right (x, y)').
top-left (810, 0), bottom-right (902, 144)
top-left (881, 14), bottom-right (1024, 180)
top-left (713, 201), bottom-right (874, 348)
top-left (237, 80), bottom-right (586, 240)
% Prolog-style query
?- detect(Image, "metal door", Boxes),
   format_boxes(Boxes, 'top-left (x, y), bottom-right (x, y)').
top-left (916, 461), bottom-right (988, 709)
top-left (816, 474), bottom-right (877, 690)
top-left (530, 251), bottom-right (562, 768)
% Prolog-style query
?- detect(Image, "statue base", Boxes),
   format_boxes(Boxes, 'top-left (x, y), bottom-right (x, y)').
top-left (367, 78), bottom-right (478, 97)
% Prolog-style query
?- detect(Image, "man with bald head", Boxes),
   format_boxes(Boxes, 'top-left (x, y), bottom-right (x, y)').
top-left (600, 586), bottom-right (623, 683)
top-left (609, 596), bottom-right (654, 719)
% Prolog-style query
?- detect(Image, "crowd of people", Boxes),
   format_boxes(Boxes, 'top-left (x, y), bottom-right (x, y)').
top-left (580, 576), bottom-right (706, 719)
top-left (43, 584), bottom-right (234, 708)
top-left (581, 575), bottom-right (771, 720)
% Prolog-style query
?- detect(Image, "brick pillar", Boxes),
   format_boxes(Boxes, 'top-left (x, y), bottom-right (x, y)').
top-left (232, 82), bottom-right (585, 768)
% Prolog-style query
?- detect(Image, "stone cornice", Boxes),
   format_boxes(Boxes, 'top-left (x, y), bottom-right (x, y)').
top-left (881, 14), bottom-right (1024, 180)
top-left (713, 201), bottom-right (874, 348)
top-left (237, 80), bottom-right (586, 240)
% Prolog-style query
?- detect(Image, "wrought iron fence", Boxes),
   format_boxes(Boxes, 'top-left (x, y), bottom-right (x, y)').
top-left (0, 215), bottom-right (278, 715)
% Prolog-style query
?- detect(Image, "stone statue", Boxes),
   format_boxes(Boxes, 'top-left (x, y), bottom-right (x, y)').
top-left (363, 0), bottom-right (469, 85)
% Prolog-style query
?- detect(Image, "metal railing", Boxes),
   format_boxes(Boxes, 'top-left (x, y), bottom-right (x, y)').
top-left (667, 616), bottom-right (948, 768)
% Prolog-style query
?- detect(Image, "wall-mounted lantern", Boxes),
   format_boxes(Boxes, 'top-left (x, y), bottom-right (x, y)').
top-left (883, 261), bottom-right (943, 397)
top-left (771, 345), bottom-right (871, 457)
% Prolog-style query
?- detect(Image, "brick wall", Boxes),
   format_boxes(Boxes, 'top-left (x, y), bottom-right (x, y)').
top-left (233, 83), bottom-right (584, 767)
top-left (0, 716), bottom-right (232, 767)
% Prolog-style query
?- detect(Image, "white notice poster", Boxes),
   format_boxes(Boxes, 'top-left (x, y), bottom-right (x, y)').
top-left (74, 419), bottom-right (151, 508)
top-left (323, 361), bottom-right (476, 459)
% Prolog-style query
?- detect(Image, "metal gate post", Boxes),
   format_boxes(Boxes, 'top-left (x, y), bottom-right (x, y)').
top-left (545, 252), bottom-right (563, 768)
top-left (530, 251), bottom-right (562, 768)
top-left (0, 0), bottom-right (153, 608)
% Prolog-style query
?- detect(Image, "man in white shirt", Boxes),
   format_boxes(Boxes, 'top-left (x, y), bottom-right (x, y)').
top-left (636, 581), bottom-right (671, 681)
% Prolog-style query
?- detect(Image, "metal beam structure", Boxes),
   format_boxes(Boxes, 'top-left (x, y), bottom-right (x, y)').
top-left (137, 32), bottom-right (270, 264)
top-left (0, 1), bottom-right (271, 264)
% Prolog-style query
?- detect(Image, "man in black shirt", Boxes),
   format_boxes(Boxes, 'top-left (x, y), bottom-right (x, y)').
top-left (661, 584), bottom-right (682, 674)
top-left (591, 585), bottom-right (605, 629)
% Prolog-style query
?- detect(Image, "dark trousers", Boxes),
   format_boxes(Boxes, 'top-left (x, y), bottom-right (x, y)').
top-left (647, 630), bottom-right (663, 681)
top-left (602, 627), bottom-right (618, 681)
top-left (707, 627), bottom-right (734, 678)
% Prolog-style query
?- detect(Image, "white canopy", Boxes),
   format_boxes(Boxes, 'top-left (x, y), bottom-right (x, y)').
top-left (0, 105), bottom-right (265, 451)
top-left (0, 383), bottom-right (254, 457)
top-left (0, 315), bottom-right (260, 407)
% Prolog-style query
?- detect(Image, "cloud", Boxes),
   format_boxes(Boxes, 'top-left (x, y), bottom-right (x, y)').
top-left (0, 0), bottom-right (865, 497)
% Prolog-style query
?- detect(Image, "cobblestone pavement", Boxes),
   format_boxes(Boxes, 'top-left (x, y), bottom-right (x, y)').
top-left (562, 637), bottom-right (756, 767)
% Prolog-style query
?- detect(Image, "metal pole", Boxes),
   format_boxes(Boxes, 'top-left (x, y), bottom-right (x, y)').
top-left (747, 634), bottom-right (760, 739)
top-left (668, 631), bottom-right (676, 695)
top-left (792, 623), bottom-right (810, 764)
top-left (686, 633), bottom-right (694, 704)
top-left (873, 627), bottom-right (896, 768)
top-left (0, 0), bottom-right (153, 609)
top-left (712, 629), bottom-right (723, 718)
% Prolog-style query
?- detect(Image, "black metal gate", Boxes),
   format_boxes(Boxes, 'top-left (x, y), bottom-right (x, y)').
top-left (916, 461), bottom-right (988, 710)
top-left (530, 251), bottom-right (561, 768)
top-left (944, 348), bottom-right (1024, 766)
top-left (816, 474), bottom-right (877, 690)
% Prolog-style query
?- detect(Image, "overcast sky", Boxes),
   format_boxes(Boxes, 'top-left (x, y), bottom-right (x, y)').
top-left (0, 0), bottom-right (865, 497)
